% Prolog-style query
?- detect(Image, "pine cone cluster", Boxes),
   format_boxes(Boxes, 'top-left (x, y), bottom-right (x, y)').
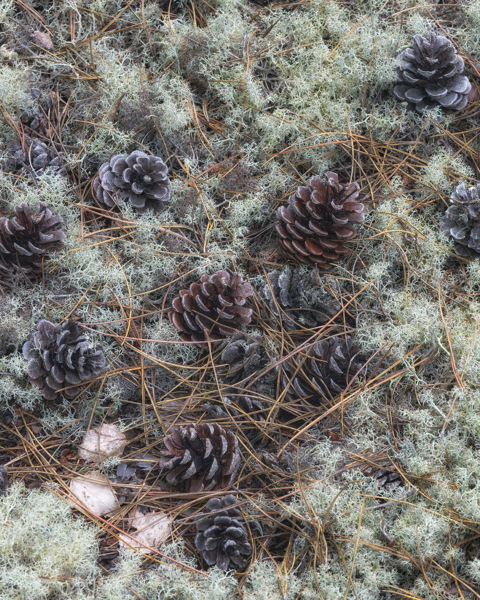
top-left (169, 271), bottom-right (254, 345)
top-left (0, 203), bottom-right (66, 283)
top-left (23, 320), bottom-right (106, 400)
top-left (159, 422), bottom-right (240, 492)
top-left (93, 150), bottom-right (172, 214)
top-left (282, 336), bottom-right (363, 407)
top-left (195, 495), bottom-right (252, 571)
top-left (5, 138), bottom-right (66, 177)
top-left (441, 183), bottom-right (480, 258)
top-left (263, 267), bottom-right (342, 330)
top-left (276, 172), bottom-right (365, 267)
top-left (394, 32), bottom-right (472, 113)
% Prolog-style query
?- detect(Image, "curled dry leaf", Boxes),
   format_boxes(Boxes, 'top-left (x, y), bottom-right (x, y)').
top-left (69, 471), bottom-right (118, 516)
top-left (78, 423), bottom-right (127, 463)
top-left (119, 508), bottom-right (173, 554)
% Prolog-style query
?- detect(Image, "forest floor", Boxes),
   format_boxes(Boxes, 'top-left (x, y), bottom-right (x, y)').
top-left (2, 0), bottom-right (480, 599)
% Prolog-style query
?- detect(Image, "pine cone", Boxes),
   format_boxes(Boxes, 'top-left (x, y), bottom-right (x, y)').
top-left (217, 333), bottom-right (274, 395)
top-left (263, 267), bottom-right (342, 330)
top-left (362, 462), bottom-right (403, 489)
top-left (276, 172), bottom-right (365, 267)
top-left (169, 271), bottom-right (254, 345)
top-left (93, 150), bottom-right (172, 214)
top-left (22, 320), bottom-right (106, 400)
top-left (206, 395), bottom-right (267, 428)
top-left (441, 183), bottom-right (480, 258)
top-left (5, 137), bottom-right (66, 177)
top-left (282, 336), bottom-right (363, 407)
top-left (394, 33), bottom-right (472, 113)
top-left (159, 422), bottom-right (240, 492)
top-left (0, 465), bottom-right (8, 495)
top-left (20, 95), bottom-right (54, 138)
top-left (342, 451), bottom-right (403, 490)
top-left (210, 333), bottom-right (275, 425)
top-left (0, 203), bottom-right (66, 283)
top-left (195, 495), bottom-right (252, 571)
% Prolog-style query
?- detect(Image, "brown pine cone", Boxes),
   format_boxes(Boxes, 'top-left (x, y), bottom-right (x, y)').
top-left (22, 320), bottom-right (106, 400)
top-left (169, 271), bottom-right (254, 345)
top-left (362, 462), bottom-right (403, 489)
top-left (0, 203), bottom-right (66, 284)
top-left (276, 172), bottom-right (365, 267)
top-left (394, 33), bottom-right (472, 113)
top-left (93, 150), bottom-right (172, 214)
top-left (159, 422), bottom-right (240, 492)
top-left (282, 336), bottom-right (363, 407)
top-left (195, 495), bottom-right (252, 571)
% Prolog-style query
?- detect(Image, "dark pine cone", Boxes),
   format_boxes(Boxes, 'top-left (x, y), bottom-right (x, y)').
top-left (169, 271), bottom-right (254, 345)
top-left (20, 94), bottom-right (54, 138)
top-left (394, 32), bottom-right (472, 113)
top-left (23, 320), bottom-right (106, 400)
top-left (208, 395), bottom-right (266, 425)
top-left (159, 422), bottom-right (240, 492)
top-left (0, 203), bottom-right (66, 283)
top-left (93, 150), bottom-right (172, 214)
top-left (210, 333), bottom-right (275, 424)
top-left (5, 137), bottom-right (66, 177)
top-left (441, 183), bottom-right (480, 258)
top-left (362, 461), bottom-right (403, 489)
top-left (282, 336), bottom-right (364, 407)
top-left (263, 267), bottom-right (343, 330)
top-left (342, 451), bottom-right (403, 490)
top-left (217, 333), bottom-right (275, 396)
top-left (195, 495), bottom-right (252, 571)
top-left (276, 172), bottom-right (365, 267)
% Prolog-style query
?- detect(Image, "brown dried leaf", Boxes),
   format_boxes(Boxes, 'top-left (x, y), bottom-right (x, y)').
top-left (32, 30), bottom-right (53, 49)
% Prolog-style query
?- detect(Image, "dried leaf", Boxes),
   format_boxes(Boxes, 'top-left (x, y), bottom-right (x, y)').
top-left (119, 508), bottom-right (173, 553)
top-left (69, 471), bottom-right (118, 516)
top-left (32, 30), bottom-right (53, 49)
top-left (78, 423), bottom-right (127, 464)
